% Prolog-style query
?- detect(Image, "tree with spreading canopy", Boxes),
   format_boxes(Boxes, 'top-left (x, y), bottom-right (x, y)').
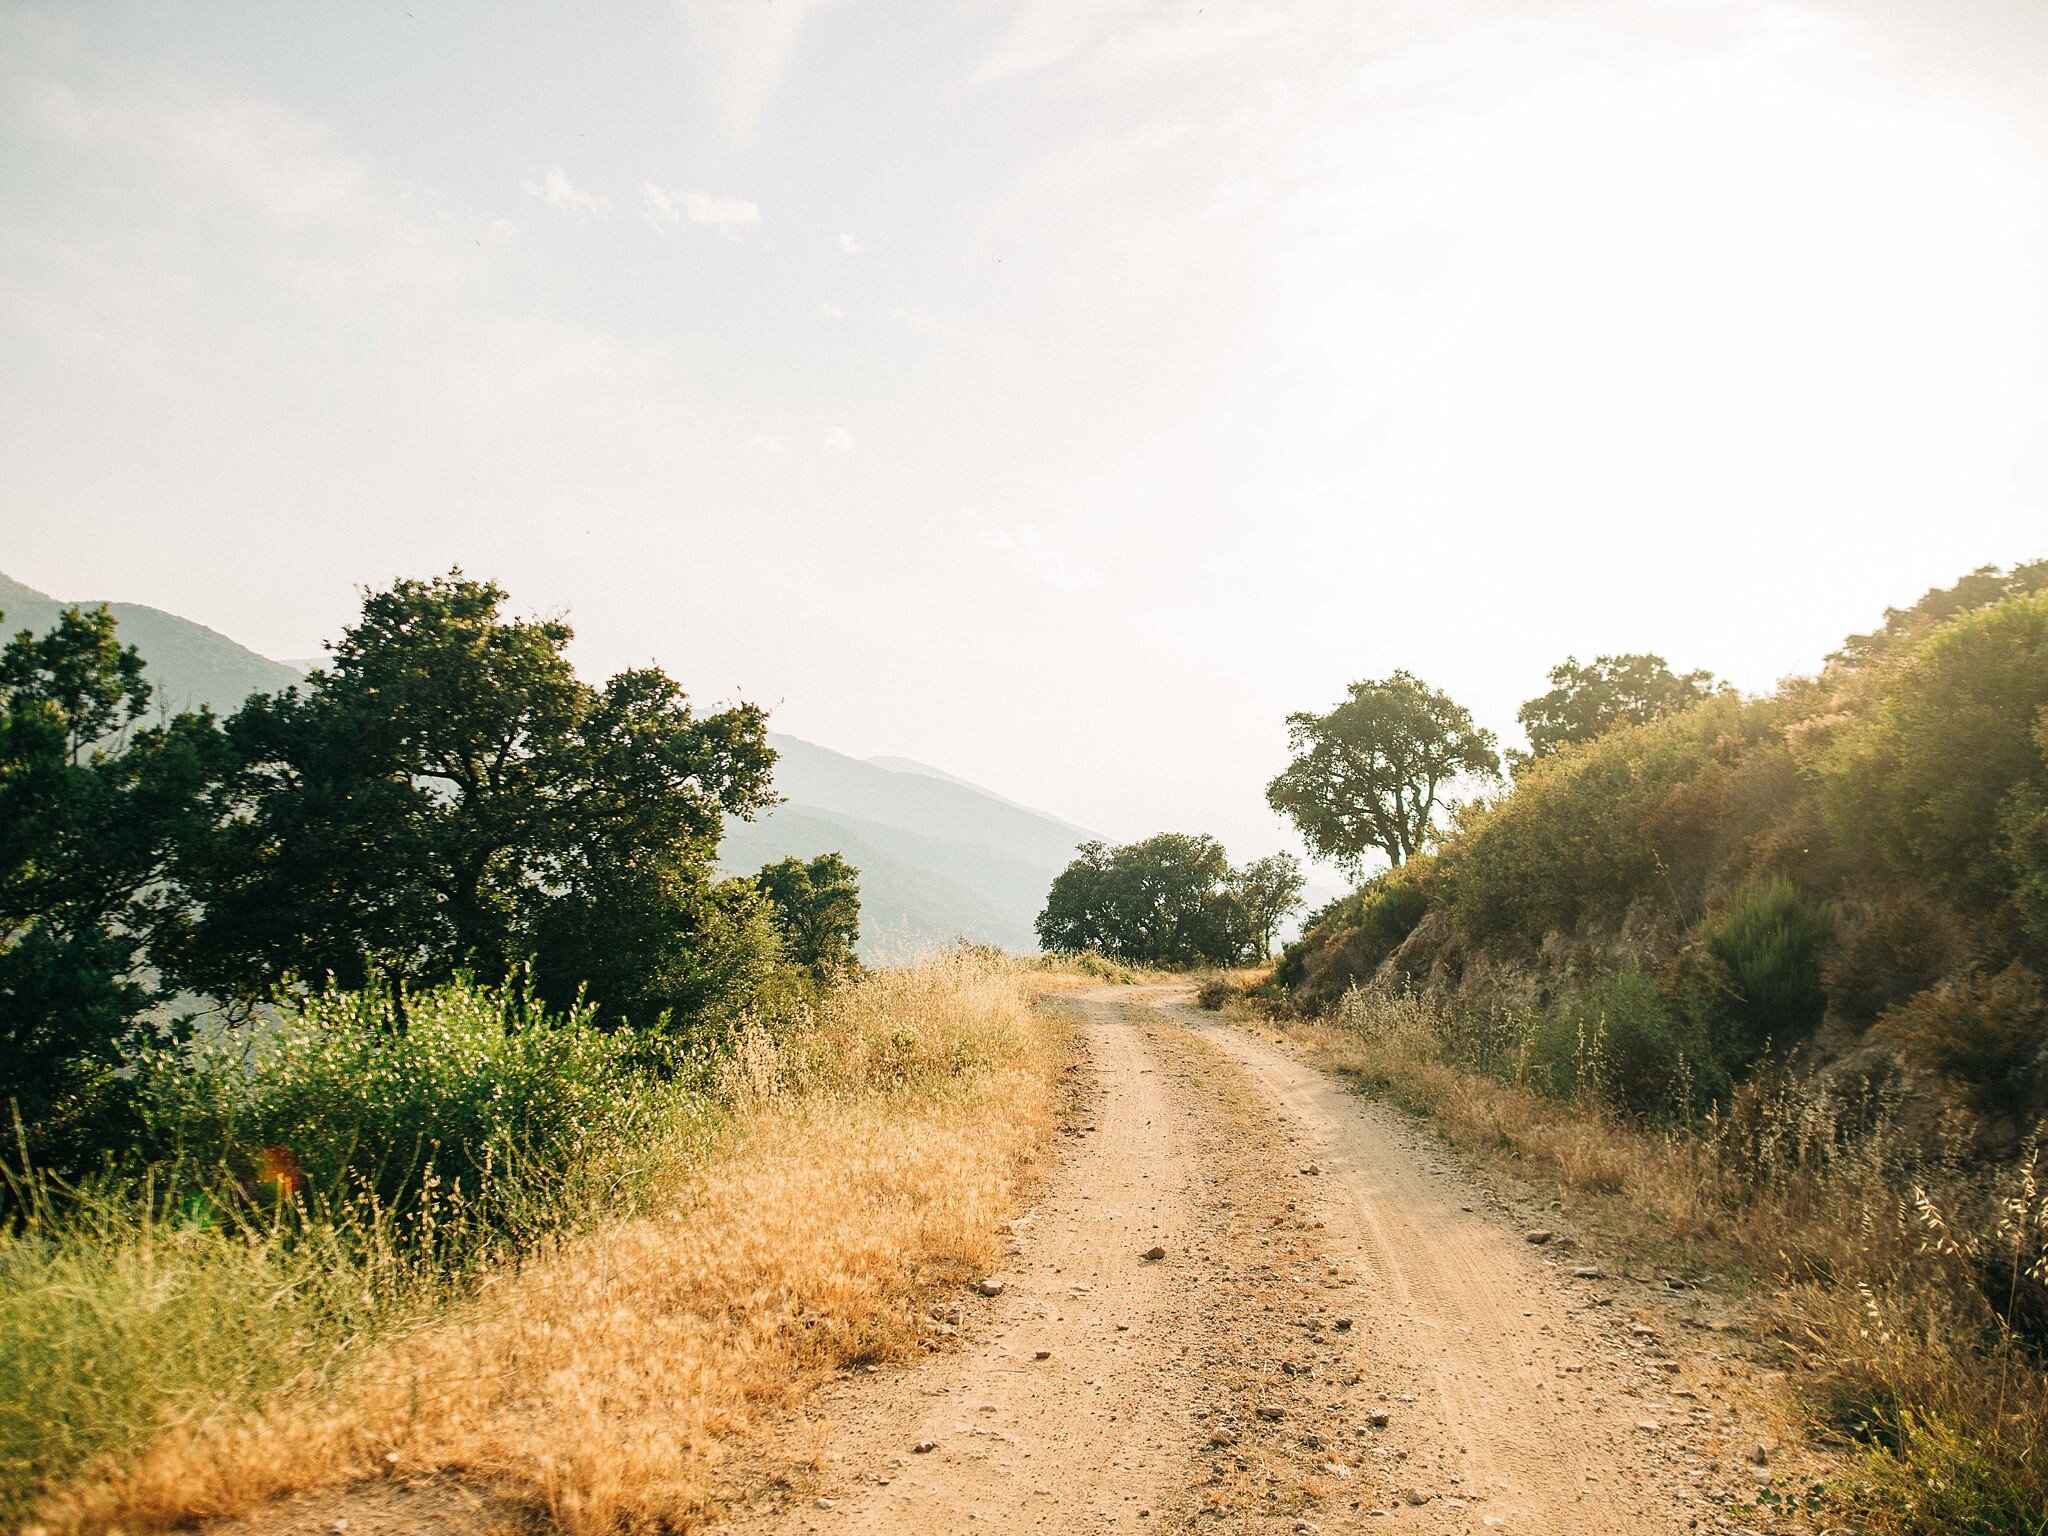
top-left (166, 572), bottom-right (782, 1033)
top-left (1036, 834), bottom-right (1301, 967)
top-left (1514, 653), bottom-right (1720, 765)
top-left (1266, 672), bottom-right (1498, 877)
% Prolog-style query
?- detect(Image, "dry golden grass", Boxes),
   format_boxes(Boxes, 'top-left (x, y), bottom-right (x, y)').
top-left (1250, 982), bottom-right (2048, 1536)
top-left (38, 954), bottom-right (1068, 1536)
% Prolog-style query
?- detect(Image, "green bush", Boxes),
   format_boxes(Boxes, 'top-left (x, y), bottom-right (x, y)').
top-left (1518, 967), bottom-right (1723, 1116)
top-left (1875, 963), bottom-right (2048, 1139)
top-left (137, 976), bottom-right (645, 1248)
top-left (1822, 590), bottom-right (2048, 916)
top-left (1274, 863), bottom-right (1430, 1012)
top-left (1695, 877), bottom-right (1831, 1067)
top-left (1439, 693), bottom-right (1766, 947)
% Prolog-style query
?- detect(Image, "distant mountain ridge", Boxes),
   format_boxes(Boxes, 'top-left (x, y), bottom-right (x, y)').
top-left (0, 572), bottom-right (302, 717)
top-left (721, 736), bottom-right (1091, 957)
top-left (0, 570), bottom-right (1082, 958)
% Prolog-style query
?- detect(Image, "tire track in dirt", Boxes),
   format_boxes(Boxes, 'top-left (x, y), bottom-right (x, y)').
top-left (1178, 996), bottom-right (1806, 1534)
top-left (728, 986), bottom-right (1788, 1536)
top-left (717, 988), bottom-right (1225, 1533)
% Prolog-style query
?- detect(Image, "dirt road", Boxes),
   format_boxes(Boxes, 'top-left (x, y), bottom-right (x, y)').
top-left (724, 986), bottom-right (1795, 1536)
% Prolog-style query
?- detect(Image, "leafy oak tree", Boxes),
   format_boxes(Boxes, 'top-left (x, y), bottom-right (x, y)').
top-left (1514, 653), bottom-right (1719, 765)
top-left (1266, 672), bottom-right (1498, 877)
top-left (167, 573), bottom-right (779, 1032)
top-left (1230, 852), bottom-right (1306, 957)
top-left (1036, 834), bottom-right (1299, 966)
top-left (755, 852), bottom-right (862, 979)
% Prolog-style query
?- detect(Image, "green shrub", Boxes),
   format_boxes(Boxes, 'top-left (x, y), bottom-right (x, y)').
top-left (1695, 878), bottom-right (1831, 1067)
top-left (1822, 590), bottom-right (2048, 916)
top-left (1275, 864), bottom-right (1430, 1011)
top-left (1439, 693), bottom-right (1766, 947)
top-left (137, 976), bottom-right (645, 1249)
top-left (1875, 963), bottom-right (2048, 1140)
top-left (1518, 967), bottom-right (1722, 1116)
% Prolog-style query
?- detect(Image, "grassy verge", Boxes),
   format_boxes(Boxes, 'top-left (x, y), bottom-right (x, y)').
top-left (1208, 977), bottom-right (2048, 1536)
top-left (10, 952), bottom-right (1069, 1534)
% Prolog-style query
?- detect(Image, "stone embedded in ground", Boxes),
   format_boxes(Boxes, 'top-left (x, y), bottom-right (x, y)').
top-left (913, 1440), bottom-right (938, 1454)
top-left (1034, 1349), bottom-right (1051, 1360)
top-left (1255, 1404), bottom-right (1287, 1421)
top-left (815, 1496), bottom-right (837, 1509)
top-left (977, 1278), bottom-right (1005, 1297)
top-left (1572, 1266), bottom-right (1604, 1279)
top-left (1333, 1317), bottom-right (1353, 1330)
top-left (1366, 1410), bottom-right (1391, 1428)
top-left (1143, 1245), bottom-right (1167, 1261)
top-left (1209, 1429), bottom-right (1239, 1447)
top-left (1525, 1230), bottom-right (1554, 1244)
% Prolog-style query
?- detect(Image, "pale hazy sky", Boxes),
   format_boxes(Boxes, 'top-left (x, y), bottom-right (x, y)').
top-left (4, 0), bottom-right (2046, 870)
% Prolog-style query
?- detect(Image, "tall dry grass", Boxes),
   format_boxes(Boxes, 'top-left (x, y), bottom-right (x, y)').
top-left (1266, 981), bottom-right (2048, 1536)
top-left (29, 952), bottom-right (1065, 1536)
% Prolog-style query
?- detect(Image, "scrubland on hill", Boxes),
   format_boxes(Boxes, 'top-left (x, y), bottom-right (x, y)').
top-left (1257, 561), bottom-right (2048, 1535)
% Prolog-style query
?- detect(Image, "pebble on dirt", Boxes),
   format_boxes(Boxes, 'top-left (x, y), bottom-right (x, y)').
top-left (1143, 1245), bottom-right (1167, 1261)
top-left (1525, 1230), bottom-right (1553, 1244)
top-left (977, 1278), bottom-right (1005, 1297)
top-left (1365, 1410), bottom-right (1391, 1428)
top-left (914, 1441), bottom-right (938, 1454)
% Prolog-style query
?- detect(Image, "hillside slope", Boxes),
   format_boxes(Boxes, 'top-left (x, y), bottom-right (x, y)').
top-left (0, 572), bottom-right (302, 717)
top-left (725, 735), bottom-right (1091, 958)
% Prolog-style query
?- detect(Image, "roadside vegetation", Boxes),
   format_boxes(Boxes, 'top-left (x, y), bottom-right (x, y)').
top-left (1, 572), bottom-right (1021, 1526)
top-left (1256, 559), bottom-right (2048, 1535)
top-left (6, 951), bottom-right (1066, 1532)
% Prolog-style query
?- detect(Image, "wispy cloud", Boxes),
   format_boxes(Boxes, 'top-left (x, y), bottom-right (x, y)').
top-left (641, 181), bottom-right (761, 237)
top-left (522, 166), bottom-right (608, 220)
top-left (978, 523), bottom-right (1103, 590)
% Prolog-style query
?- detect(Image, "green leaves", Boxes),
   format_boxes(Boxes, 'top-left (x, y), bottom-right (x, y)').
top-left (1514, 652), bottom-right (1721, 766)
top-left (1267, 671), bottom-right (1499, 876)
top-left (756, 853), bottom-right (862, 979)
top-left (168, 571), bottom-right (781, 1032)
top-left (0, 606), bottom-right (218, 1167)
top-left (1820, 589), bottom-right (2048, 921)
top-left (1036, 834), bottom-right (1300, 967)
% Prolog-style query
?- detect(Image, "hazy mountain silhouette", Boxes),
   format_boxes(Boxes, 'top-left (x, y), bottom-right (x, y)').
top-left (722, 735), bottom-right (1090, 958)
top-left (0, 571), bottom-right (303, 717)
